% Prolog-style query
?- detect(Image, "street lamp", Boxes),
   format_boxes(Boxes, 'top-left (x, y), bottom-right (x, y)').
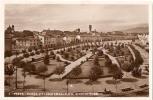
top-left (15, 50), bottom-right (18, 89)
top-left (66, 79), bottom-right (69, 94)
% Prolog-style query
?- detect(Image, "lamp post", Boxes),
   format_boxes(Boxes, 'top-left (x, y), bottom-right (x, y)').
top-left (15, 50), bottom-right (18, 89)
top-left (15, 65), bottom-right (18, 89)
top-left (66, 79), bottom-right (69, 94)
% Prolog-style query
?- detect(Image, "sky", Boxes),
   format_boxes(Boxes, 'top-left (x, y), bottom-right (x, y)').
top-left (5, 4), bottom-right (148, 32)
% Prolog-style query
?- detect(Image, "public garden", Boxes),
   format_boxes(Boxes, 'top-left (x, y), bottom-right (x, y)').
top-left (5, 40), bottom-right (149, 96)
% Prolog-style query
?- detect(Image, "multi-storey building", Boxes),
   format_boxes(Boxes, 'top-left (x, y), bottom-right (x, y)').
top-left (13, 36), bottom-right (40, 52)
top-left (37, 33), bottom-right (57, 48)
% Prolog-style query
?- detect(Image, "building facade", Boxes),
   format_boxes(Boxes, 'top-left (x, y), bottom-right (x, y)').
top-left (13, 36), bottom-right (40, 52)
top-left (5, 25), bottom-right (14, 52)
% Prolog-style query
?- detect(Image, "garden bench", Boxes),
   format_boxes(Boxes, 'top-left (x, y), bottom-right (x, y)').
top-left (121, 88), bottom-right (133, 92)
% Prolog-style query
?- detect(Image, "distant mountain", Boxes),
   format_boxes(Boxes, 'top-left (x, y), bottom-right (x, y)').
top-left (122, 24), bottom-right (149, 33)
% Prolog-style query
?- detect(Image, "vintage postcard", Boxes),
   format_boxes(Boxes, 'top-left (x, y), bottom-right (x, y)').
top-left (3, 2), bottom-right (151, 99)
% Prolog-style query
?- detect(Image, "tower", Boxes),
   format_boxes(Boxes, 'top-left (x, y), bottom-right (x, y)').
top-left (11, 25), bottom-right (15, 33)
top-left (89, 25), bottom-right (92, 33)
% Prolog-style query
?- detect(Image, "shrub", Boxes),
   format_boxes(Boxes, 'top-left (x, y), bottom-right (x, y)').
top-left (121, 61), bottom-right (134, 73)
top-left (28, 48), bottom-right (32, 52)
top-left (30, 52), bottom-right (35, 56)
top-left (12, 57), bottom-right (21, 66)
top-left (113, 71), bottom-right (123, 80)
top-left (70, 66), bottom-right (82, 76)
top-left (132, 68), bottom-right (142, 77)
top-left (5, 51), bottom-right (12, 57)
top-left (56, 56), bottom-right (61, 62)
top-left (64, 61), bottom-right (70, 65)
top-left (24, 53), bottom-right (29, 58)
top-left (34, 48), bottom-right (38, 52)
top-left (71, 56), bottom-right (75, 61)
top-left (81, 61), bottom-right (84, 64)
top-left (36, 51), bottom-right (40, 55)
top-left (31, 58), bottom-right (35, 62)
top-left (50, 51), bottom-right (54, 55)
top-left (24, 63), bottom-right (36, 73)
top-left (89, 66), bottom-right (103, 81)
top-left (129, 45), bottom-right (143, 68)
top-left (54, 67), bottom-right (65, 75)
top-left (37, 64), bottom-right (48, 73)
top-left (18, 61), bottom-right (26, 68)
top-left (22, 50), bottom-right (26, 54)
top-left (40, 49), bottom-right (44, 53)
top-left (52, 55), bottom-right (56, 59)
top-left (64, 52), bottom-right (69, 59)
top-left (44, 55), bottom-right (50, 65)
top-left (60, 50), bottom-right (64, 55)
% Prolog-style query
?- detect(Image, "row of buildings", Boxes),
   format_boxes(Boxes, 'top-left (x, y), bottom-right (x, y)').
top-left (5, 25), bottom-right (139, 53)
top-left (137, 34), bottom-right (149, 45)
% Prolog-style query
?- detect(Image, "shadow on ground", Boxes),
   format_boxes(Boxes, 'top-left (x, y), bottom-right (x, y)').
top-left (121, 78), bottom-right (138, 82)
top-left (105, 80), bottom-right (121, 84)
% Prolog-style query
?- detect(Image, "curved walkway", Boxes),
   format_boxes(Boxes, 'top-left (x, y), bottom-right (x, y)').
top-left (49, 51), bottom-right (93, 79)
top-left (132, 44), bottom-right (149, 65)
top-left (127, 45), bottom-right (136, 61)
top-left (100, 48), bottom-right (120, 68)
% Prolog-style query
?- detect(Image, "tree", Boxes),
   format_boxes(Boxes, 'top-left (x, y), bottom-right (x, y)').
top-left (5, 50), bottom-right (11, 57)
top-left (22, 50), bottom-right (26, 54)
top-left (14, 51), bottom-right (19, 57)
top-left (105, 55), bottom-right (112, 67)
top-left (71, 56), bottom-right (75, 61)
top-left (94, 56), bottom-right (99, 66)
top-left (56, 56), bottom-right (61, 62)
top-left (54, 66), bottom-right (65, 75)
top-left (60, 50), bottom-right (64, 55)
top-left (34, 48), bottom-right (38, 52)
top-left (132, 67), bottom-right (142, 77)
top-left (97, 50), bottom-right (103, 56)
top-left (64, 52), bottom-right (69, 59)
top-left (5, 64), bottom-right (14, 88)
top-left (52, 55), bottom-right (56, 59)
top-left (21, 62), bottom-right (29, 90)
top-left (113, 71), bottom-right (123, 80)
top-left (109, 64), bottom-right (120, 75)
top-left (22, 69), bottom-right (26, 90)
top-left (70, 66), bottom-right (82, 76)
top-left (30, 52), bottom-right (35, 56)
top-left (24, 63), bottom-right (36, 76)
top-left (12, 57), bottom-right (21, 67)
top-left (43, 54), bottom-right (50, 65)
top-left (37, 64), bottom-right (48, 91)
top-left (121, 61), bottom-right (134, 76)
top-left (12, 57), bottom-right (21, 89)
top-left (24, 53), bottom-right (29, 58)
top-left (40, 49), bottom-right (44, 53)
top-left (36, 51), bottom-right (40, 55)
top-left (112, 69), bottom-right (123, 92)
top-left (129, 45), bottom-right (144, 67)
top-left (89, 66), bottom-right (103, 82)
top-left (23, 30), bottom-right (34, 36)
top-left (18, 61), bottom-right (26, 68)
top-left (28, 48), bottom-right (32, 52)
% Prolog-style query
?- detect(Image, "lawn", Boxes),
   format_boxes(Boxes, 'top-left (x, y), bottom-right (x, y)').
top-left (67, 57), bottom-right (112, 79)
top-left (107, 45), bottom-right (131, 57)
top-left (59, 47), bottom-right (86, 61)
top-left (33, 59), bottom-right (66, 75)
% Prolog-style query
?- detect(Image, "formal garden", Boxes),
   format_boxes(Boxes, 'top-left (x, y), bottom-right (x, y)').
top-left (5, 41), bottom-right (149, 96)
top-left (57, 46), bottom-right (86, 61)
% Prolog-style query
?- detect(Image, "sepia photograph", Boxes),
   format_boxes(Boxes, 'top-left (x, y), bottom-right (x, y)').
top-left (4, 4), bottom-right (149, 97)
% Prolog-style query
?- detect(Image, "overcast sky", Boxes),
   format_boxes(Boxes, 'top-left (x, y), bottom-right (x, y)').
top-left (5, 4), bottom-right (148, 32)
